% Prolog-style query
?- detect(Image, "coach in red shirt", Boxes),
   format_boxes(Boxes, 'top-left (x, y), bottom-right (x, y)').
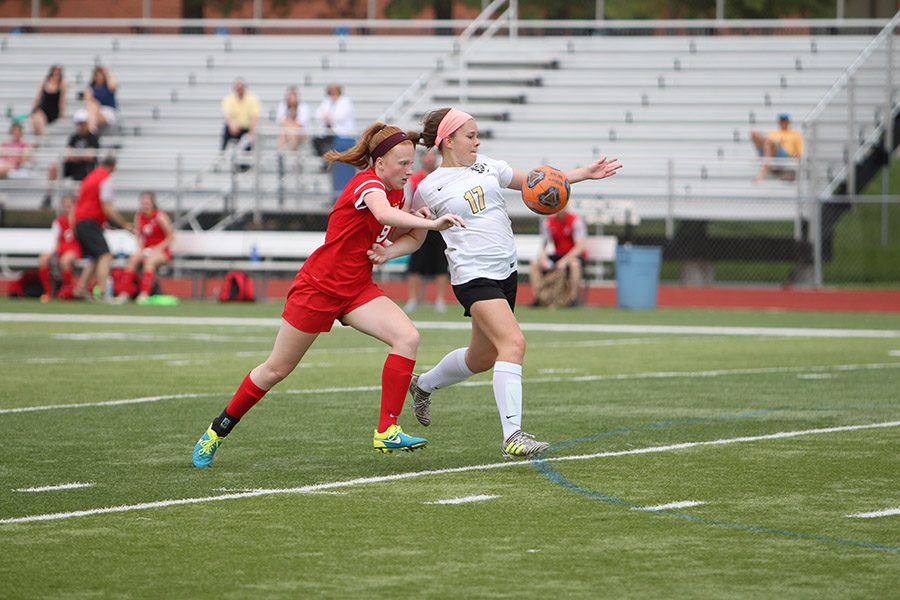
top-left (72, 156), bottom-right (134, 301)
top-left (529, 205), bottom-right (587, 307)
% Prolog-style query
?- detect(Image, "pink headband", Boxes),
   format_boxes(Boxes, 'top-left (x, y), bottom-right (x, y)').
top-left (434, 108), bottom-right (473, 148)
top-left (371, 131), bottom-right (412, 161)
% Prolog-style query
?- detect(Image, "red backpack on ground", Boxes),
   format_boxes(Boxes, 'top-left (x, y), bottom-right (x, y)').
top-left (219, 270), bottom-right (255, 302)
top-left (8, 270), bottom-right (44, 298)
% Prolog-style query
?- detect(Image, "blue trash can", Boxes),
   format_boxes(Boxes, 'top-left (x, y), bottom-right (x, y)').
top-left (331, 136), bottom-right (357, 199)
top-left (615, 245), bottom-right (662, 310)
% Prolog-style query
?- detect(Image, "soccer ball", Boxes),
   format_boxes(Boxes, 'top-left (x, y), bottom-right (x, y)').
top-left (521, 166), bottom-right (570, 215)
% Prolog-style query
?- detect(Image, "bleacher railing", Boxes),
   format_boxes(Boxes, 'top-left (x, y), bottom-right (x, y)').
top-left (800, 10), bottom-right (899, 285)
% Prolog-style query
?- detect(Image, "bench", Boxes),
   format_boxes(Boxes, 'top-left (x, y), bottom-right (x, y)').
top-left (0, 228), bottom-right (619, 299)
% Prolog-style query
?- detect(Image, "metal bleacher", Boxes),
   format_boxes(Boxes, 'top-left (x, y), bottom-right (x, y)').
top-left (0, 21), bottom-right (896, 232)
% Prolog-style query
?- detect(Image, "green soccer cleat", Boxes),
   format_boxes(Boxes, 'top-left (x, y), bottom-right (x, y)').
top-left (373, 424), bottom-right (427, 453)
top-left (408, 374), bottom-right (432, 427)
top-left (501, 430), bottom-right (550, 460)
top-left (192, 427), bottom-right (223, 468)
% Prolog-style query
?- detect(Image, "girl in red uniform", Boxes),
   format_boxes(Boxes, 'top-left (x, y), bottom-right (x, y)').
top-left (118, 191), bottom-right (174, 302)
top-left (192, 122), bottom-right (465, 468)
top-left (38, 194), bottom-right (82, 300)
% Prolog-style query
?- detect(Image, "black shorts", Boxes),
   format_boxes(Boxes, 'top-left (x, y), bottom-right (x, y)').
top-left (452, 272), bottom-right (518, 317)
top-left (407, 230), bottom-right (448, 276)
top-left (74, 219), bottom-right (110, 259)
top-left (544, 254), bottom-right (585, 273)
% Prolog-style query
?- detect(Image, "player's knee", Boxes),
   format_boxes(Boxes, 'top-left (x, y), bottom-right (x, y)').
top-left (260, 360), bottom-right (293, 385)
top-left (506, 334), bottom-right (526, 362)
top-left (393, 326), bottom-right (420, 356)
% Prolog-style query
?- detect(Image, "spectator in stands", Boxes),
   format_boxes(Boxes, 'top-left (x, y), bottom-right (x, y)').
top-left (529, 205), bottom-right (587, 307)
top-left (30, 64), bottom-right (67, 139)
top-left (190, 122), bottom-right (465, 468)
top-left (276, 86), bottom-right (311, 152)
top-left (751, 113), bottom-right (804, 183)
top-left (117, 191), bottom-right (174, 304)
top-left (406, 107), bottom-right (620, 459)
top-left (38, 194), bottom-right (81, 301)
top-left (312, 83), bottom-right (355, 157)
top-left (221, 77), bottom-right (260, 151)
top-left (71, 156), bottom-right (134, 303)
top-left (404, 148), bottom-right (449, 313)
top-left (83, 65), bottom-right (119, 135)
top-left (43, 109), bottom-right (100, 208)
top-left (0, 122), bottom-right (33, 179)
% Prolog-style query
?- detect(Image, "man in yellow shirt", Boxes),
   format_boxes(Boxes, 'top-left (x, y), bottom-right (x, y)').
top-left (221, 78), bottom-right (260, 151)
top-left (751, 113), bottom-right (804, 183)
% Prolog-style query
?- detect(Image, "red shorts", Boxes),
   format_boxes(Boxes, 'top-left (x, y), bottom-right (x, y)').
top-left (282, 274), bottom-right (385, 333)
top-left (144, 245), bottom-right (172, 262)
top-left (57, 242), bottom-right (83, 259)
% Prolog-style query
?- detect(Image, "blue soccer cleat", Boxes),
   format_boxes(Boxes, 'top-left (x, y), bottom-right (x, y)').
top-left (192, 427), bottom-right (223, 468)
top-left (373, 424), bottom-right (427, 453)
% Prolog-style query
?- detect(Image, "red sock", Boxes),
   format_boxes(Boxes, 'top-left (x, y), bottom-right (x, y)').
top-left (61, 269), bottom-right (73, 288)
top-left (225, 372), bottom-right (268, 418)
top-left (38, 266), bottom-right (52, 297)
top-left (121, 269), bottom-right (138, 297)
top-left (378, 353), bottom-right (416, 433)
top-left (140, 271), bottom-right (154, 295)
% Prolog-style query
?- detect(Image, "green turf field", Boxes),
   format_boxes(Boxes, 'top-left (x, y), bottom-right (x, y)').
top-left (1, 298), bottom-right (898, 598)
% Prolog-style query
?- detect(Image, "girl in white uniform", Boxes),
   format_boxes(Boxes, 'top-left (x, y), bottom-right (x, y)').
top-left (408, 107), bottom-right (622, 459)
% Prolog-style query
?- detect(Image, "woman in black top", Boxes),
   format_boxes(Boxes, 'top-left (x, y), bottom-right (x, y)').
top-left (30, 64), bottom-right (67, 137)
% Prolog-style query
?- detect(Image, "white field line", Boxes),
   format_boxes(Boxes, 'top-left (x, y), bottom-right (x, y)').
top-left (424, 494), bottom-right (499, 505)
top-left (633, 500), bottom-right (706, 511)
top-left (797, 373), bottom-right (836, 380)
top-left (847, 507), bottom-right (900, 519)
top-left (2, 420), bottom-right (897, 526)
top-left (14, 482), bottom-right (95, 493)
top-left (51, 332), bottom-right (274, 343)
top-left (2, 312), bottom-right (899, 339)
top-left (3, 362), bottom-right (899, 416)
top-left (0, 392), bottom-right (220, 415)
top-left (891, 350), bottom-right (900, 357)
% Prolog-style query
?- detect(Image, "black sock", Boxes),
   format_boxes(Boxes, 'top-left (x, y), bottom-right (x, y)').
top-left (211, 411), bottom-right (240, 437)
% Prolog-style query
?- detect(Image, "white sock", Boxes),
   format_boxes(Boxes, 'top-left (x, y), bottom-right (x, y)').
top-left (418, 348), bottom-right (474, 393)
top-left (493, 361), bottom-right (523, 441)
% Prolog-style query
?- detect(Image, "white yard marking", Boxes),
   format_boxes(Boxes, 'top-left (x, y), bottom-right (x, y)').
top-left (847, 507), bottom-right (900, 519)
top-left (633, 500), bottom-right (706, 511)
top-left (2, 420), bottom-right (897, 525)
top-left (2, 312), bottom-right (899, 339)
top-left (51, 332), bottom-right (274, 343)
top-left (797, 373), bottom-right (835, 380)
top-left (214, 488), bottom-right (348, 496)
top-left (890, 350), bottom-right (900, 357)
top-left (3, 362), bottom-right (899, 416)
top-left (0, 392), bottom-right (221, 415)
top-left (14, 482), bottom-right (95, 493)
top-left (424, 495), bottom-right (499, 505)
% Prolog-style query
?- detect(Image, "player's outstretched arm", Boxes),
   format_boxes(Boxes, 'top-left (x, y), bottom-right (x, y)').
top-left (565, 156), bottom-right (622, 184)
top-left (365, 191), bottom-right (464, 231)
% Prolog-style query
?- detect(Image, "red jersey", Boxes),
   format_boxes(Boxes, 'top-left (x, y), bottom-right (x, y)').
top-left (138, 210), bottom-right (168, 249)
top-left (546, 212), bottom-right (585, 257)
top-left (74, 166), bottom-right (113, 224)
top-left (55, 214), bottom-right (82, 257)
top-left (298, 168), bottom-right (403, 298)
top-left (409, 170), bottom-right (427, 196)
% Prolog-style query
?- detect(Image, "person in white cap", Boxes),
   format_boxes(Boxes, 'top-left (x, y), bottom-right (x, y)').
top-left (43, 109), bottom-right (100, 208)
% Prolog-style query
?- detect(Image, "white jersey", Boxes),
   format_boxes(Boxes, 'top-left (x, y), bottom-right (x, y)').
top-left (413, 154), bottom-right (515, 285)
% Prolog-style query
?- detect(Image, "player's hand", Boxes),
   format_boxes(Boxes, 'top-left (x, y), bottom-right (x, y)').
top-left (585, 156), bottom-right (622, 180)
top-left (414, 206), bottom-right (432, 219)
top-left (366, 243), bottom-right (389, 265)
top-left (431, 213), bottom-right (465, 231)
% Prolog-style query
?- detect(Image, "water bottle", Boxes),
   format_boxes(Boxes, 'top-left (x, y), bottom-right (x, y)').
top-left (250, 243), bottom-right (260, 263)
